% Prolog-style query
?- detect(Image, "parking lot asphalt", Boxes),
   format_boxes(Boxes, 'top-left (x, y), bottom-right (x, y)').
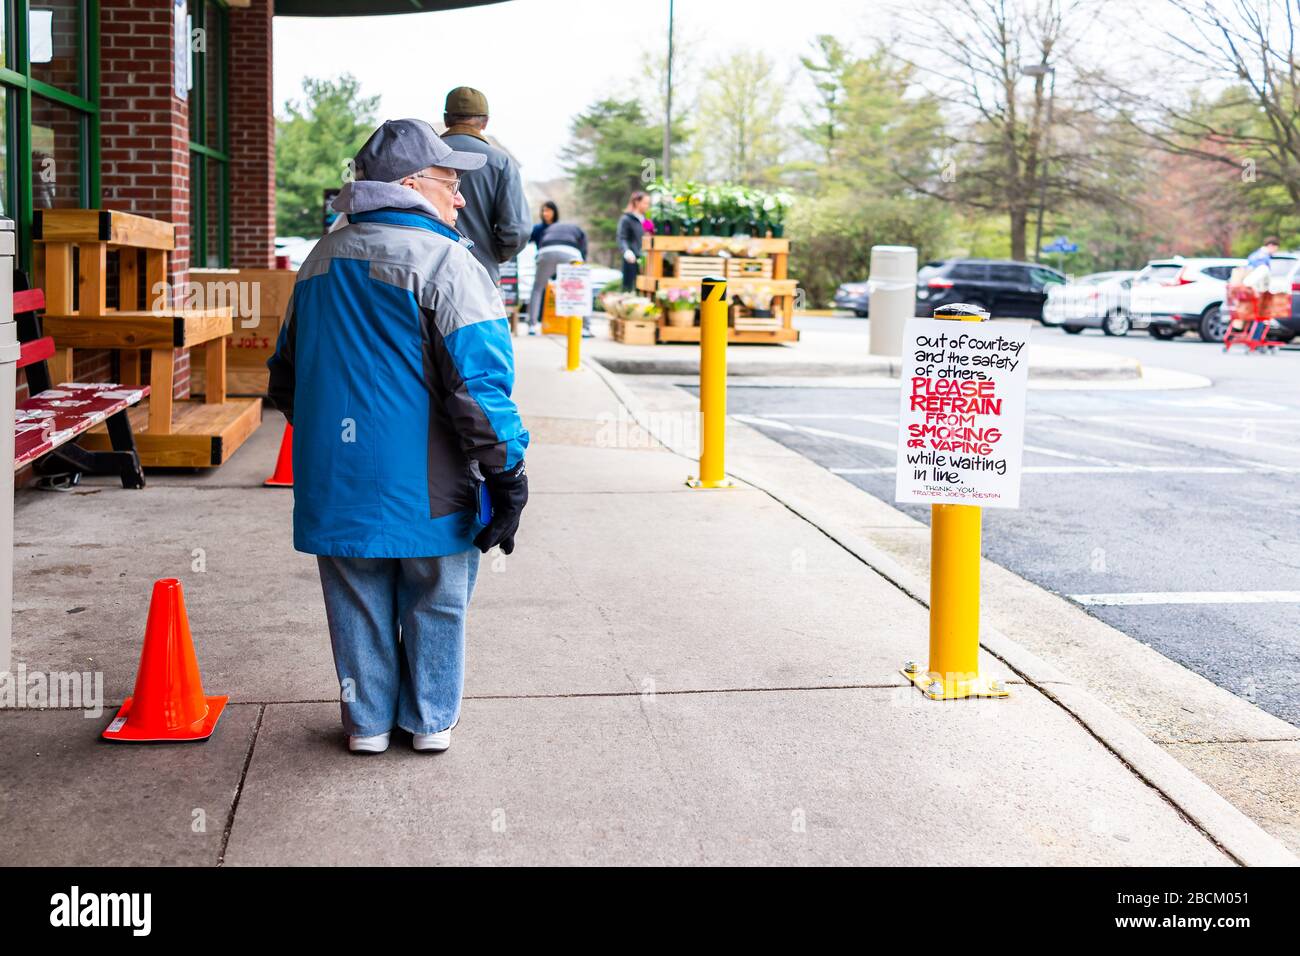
top-left (712, 317), bottom-right (1300, 727)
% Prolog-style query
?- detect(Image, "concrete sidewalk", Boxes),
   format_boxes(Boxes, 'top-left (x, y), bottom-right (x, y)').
top-left (0, 334), bottom-right (1290, 865)
top-left (584, 318), bottom-right (1144, 382)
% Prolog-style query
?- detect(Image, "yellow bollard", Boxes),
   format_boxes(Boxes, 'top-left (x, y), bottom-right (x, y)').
top-left (686, 276), bottom-right (733, 489)
top-left (560, 259), bottom-right (586, 371)
top-left (565, 315), bottom-right (582, 371)
top-left (902, 302), bottom-right (1009, 700)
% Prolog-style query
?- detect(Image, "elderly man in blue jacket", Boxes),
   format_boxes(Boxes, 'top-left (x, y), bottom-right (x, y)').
top-left (268, 119), bottom-right (529, 755)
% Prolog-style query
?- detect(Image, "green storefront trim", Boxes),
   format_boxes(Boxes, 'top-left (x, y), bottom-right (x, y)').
top-left (1, 0), bottom-right (100, 272)
top-left (190, 0), bottom-right (230, 268)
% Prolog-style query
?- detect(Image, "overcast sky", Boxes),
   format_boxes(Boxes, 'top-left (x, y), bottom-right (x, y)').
top-left (272, 0), bottom-right (889, 181)
top-left (273, 0), bottom-right (1200, 183)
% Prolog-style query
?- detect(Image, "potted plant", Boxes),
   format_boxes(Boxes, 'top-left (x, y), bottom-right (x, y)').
top-left (737, 285), bottom-right (776, 317)
top-left (655, 286), bottom-right (700, 326)
top-left (623, 296), bottom-right (658, 321)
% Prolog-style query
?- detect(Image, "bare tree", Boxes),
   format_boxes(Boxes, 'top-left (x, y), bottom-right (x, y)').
top-left (1121, 0), bottom-right (1300, 211)
top-left (893, 0), bottom-right (1108, 260)
top-left (692, 50), bottom-right (790, 186)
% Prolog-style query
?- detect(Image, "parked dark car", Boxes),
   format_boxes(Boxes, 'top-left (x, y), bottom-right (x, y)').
top-left (916, 258), bottom-right (1067, 320)
top-left (833, 280), bottom-right (870, 316)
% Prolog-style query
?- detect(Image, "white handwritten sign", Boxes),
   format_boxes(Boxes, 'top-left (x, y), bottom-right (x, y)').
top-left (894, 317), bottom-right (1029, 508)
top-left (554, 264), bottom-right (592, 317)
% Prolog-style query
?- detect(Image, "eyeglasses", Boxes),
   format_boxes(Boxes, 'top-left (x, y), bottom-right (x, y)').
top-left (411, 173), bottom-right (462, 196)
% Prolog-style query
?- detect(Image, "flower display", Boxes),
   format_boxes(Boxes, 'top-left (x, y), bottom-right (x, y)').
top-left (736, 285), bottom-right (776, 311)
top-left (647, 179), bottom-right (790, 237)
top-left (655, 286), bottom-right (701, 310)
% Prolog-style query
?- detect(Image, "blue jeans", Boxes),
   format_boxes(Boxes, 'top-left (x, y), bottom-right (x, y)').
top-left (316, 550), bottom-right (480, 737)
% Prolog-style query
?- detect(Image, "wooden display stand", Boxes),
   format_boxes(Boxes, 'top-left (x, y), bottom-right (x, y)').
top-left (189, 267), bottom-right (297, 396)
top-left (33, 209), bottom-right (261, 468)
top-left (637, 235), bottom-right (800, 344)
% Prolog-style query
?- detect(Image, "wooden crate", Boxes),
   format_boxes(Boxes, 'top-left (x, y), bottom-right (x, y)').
top-left (726, 258), bottom-right (774, 279)
top-left (189, 268), bottom-right (297, 397)
top-left (733, 312), bottom-right (783, 332)
top-left (674, 256), bottom-right (726, 280)
top-left (610, 317), bottom-right (657, 345)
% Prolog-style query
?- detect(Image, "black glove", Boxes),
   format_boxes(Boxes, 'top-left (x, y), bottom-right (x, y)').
top-left (473, 461), bottom-right (528, 555)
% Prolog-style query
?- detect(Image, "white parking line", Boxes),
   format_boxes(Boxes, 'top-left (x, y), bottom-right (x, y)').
top-left (1022, 443), bottom-right (1117, 464)
top-left (732, 415), bottom-right (898, 451)
top-left (749, 412), bottom-right (897, 423)
top-left (742, 412), bottom-right (1300, 475)
top-left (738, 414), bottom-right (1118, 465)
top-left (1103, 419), bottom-right (1300, 454)
top-left (1071, 591), bottom-right (1300, 606)
top-left (829, 464), bottom-right (1284, 476)
top-left (1030, 424), bottom-right (1175, 454)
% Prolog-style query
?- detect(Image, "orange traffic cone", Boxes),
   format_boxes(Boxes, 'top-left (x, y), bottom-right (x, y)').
top-left (102, 578), bottom-right (227, 743)
top-left (263, 422), bottom-right (293, 487)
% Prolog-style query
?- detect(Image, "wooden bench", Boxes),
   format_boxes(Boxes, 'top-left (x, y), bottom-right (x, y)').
top-left (33, 208), bottom-right (261, 468)
top-left (13, 286), bottom-right (148, 489)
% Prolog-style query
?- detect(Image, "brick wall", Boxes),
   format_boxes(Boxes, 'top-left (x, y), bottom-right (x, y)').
top-left (99, 0), bottom-right (192, 398)
top-left (228, 0), bottom-right (276, 268)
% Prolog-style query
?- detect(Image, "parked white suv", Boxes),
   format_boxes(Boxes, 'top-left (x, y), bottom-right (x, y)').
top-left (1042, 270), bottom-right (1137, 336)
top-left (1129, 257), bottom-right (1244, 342)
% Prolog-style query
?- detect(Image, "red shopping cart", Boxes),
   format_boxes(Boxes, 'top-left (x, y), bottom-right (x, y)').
top-left (1224, 282), bottom-right (1287, 353)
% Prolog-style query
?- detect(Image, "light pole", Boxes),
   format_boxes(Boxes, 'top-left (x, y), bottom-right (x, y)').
top-left (663, 0), bottom-right (674, 181)
top-left (1021, 62), bottom-right (1055, 263)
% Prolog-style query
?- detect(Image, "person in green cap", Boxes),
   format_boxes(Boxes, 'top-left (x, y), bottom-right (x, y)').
top-left (440, 86), bottom-right (531, 288)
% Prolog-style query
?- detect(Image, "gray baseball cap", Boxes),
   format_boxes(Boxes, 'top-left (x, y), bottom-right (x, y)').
top-left (353, 118), bottom-right (486, 182)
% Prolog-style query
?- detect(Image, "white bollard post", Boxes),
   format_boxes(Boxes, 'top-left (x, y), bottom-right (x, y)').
top-left (0, 218), bottom-right (16, 675)
top-left (867, 245), bottom-right (918, 358)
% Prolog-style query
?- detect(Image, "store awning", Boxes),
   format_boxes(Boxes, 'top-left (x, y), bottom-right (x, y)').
top-left (274, 0), bottom-right (506, 16)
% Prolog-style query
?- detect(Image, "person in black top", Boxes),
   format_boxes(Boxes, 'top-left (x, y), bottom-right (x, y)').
top-left (528, 207), bottom-right (591, 335)
top-left (528, 201), bottom-right (559, 249)
top-left (618, 191), bottom-right (650, 292)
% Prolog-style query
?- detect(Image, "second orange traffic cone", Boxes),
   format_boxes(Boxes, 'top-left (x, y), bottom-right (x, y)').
top-left (263, 422), bottom-right (293, 487)
top-left (102, 578), bottom-right (227, 743)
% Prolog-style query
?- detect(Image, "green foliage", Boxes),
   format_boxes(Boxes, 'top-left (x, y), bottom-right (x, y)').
top-left (786, 42), bottom-right (954, 304)
top-left (798, 35), bottom-right (852, 171)
top-left (561, 99), bottom-right (682, 256)
top-left (646, 179), bottom-right (791, 234)
top-left (789, 193), bottom-right (951, 307)
top-left (688, 50), bottom-right (789, 186)
top-left (275, 74), bottom-right (380, 238)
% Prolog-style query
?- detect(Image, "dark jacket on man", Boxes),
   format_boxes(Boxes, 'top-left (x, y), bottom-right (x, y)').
top-left (441, 125), bottom-right (530, 284)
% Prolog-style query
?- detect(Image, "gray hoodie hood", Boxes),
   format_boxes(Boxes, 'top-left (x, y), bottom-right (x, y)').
top-left (331, 181), bottom-right (471, 247)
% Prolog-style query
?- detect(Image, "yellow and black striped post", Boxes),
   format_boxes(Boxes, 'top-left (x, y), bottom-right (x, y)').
top-left (686, 276), bottom-right (734, 489)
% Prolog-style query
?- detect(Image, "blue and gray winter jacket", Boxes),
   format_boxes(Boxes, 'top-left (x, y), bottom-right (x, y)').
top-left (267, 180), bottom-right (528, 558)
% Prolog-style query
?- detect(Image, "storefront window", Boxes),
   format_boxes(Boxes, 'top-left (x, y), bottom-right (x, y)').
top-left (205, 158), bottom-right (224, 267)
top-left (28, 0), bottom-right (83, 95)
top-left (30, 96), bottom-right (84, 209)
top-left (0, 0), bottom-right (97, 268)
top-left (0, 90), bottom-right (9, 218)
top-left (189, 0), bottom-right (228, 267)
